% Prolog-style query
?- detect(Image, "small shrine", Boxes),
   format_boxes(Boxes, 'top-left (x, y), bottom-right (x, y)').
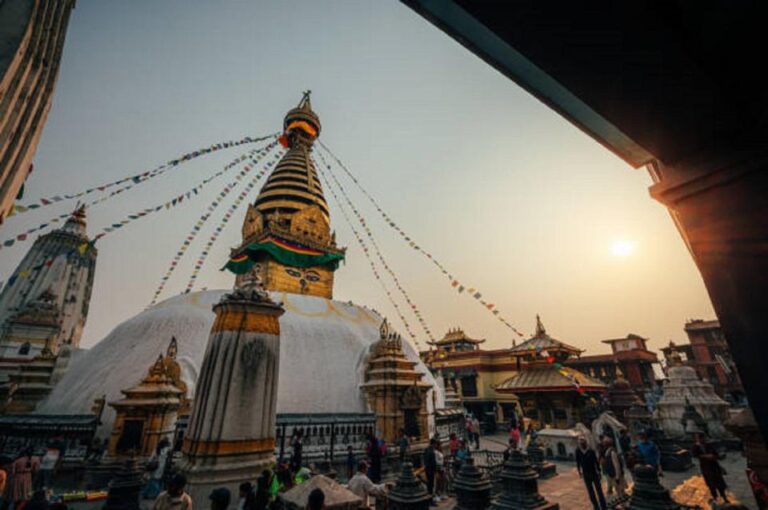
top-left (656, 352), bottom-right (729, 439)
top-left (387, 462), bottom-right (432, 510)
top-left (626, 465), bottom-right (685, 509)
top-left (107, 339), bottom-right (186, 458)
top-left (280, 475), bottom-right (361, 510)
top-left (490, 448), bottom-right (558, 510)
top-left (453, 457), bottom-right (492, 510)
top-left (606, 366), bottom-right (644, 423)
top-left (496, 316), bottom-right (605, 428)
top-left (361, 320), bottom-right (432, 449)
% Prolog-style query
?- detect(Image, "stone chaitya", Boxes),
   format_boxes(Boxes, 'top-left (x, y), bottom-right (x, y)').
top-left (178, 272), bottom-right (285, 501)
top-left (656, 352), bottom-right (729, 440)
top-left (387, 462), bottom-right (432, 510)
top-left (453, 457), bottom-right (492, 510)
top-left (361, 319), bottom-right (431, 450)
top-left (490, 449), bottom-right (558, 510)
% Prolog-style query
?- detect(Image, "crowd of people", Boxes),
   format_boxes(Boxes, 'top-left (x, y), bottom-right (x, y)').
top-left (0, 441), bottom-right (69, 510)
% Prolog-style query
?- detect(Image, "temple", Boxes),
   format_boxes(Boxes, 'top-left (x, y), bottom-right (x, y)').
top-left (0, 207), bottom-right (97, 410)
top-left (226, 93), bottom-right (345, 299)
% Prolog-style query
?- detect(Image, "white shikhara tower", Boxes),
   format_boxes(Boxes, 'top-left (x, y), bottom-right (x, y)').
top-left (0, 206), bottom-right (97, 364)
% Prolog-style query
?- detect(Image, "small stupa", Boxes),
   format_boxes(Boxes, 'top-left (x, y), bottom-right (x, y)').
top-left (655, 352), bottom-right (729, 439)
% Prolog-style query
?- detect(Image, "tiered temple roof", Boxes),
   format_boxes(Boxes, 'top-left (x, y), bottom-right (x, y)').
top-left (427, 327), bottom-right (485, 350)
top-left (495, 365), bottom-right (605, 394)
top-left (508, 315), bottom-right (582, 360)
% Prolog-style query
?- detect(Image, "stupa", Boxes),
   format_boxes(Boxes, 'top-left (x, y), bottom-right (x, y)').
top-left (656, 352), bottom-right (729, 439)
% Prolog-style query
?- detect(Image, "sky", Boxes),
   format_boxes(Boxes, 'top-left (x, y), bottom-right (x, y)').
top-left (0, 0), bottom-right (715, 354)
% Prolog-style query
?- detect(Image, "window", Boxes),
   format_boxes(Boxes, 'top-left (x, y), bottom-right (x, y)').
top-left (18, 342), bottom-right (31, 355)
top-left (460, 376), bottom-right (478, 397)
top-left (403, 409), bottom-right (420, 438)
top-left (116, 420), bottom-right (144, 454)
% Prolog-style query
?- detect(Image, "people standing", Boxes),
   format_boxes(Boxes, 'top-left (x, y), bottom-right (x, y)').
top-left (471, 416), bottom-right (481, 450)
top-left (601, 437), bottom-right (625, 496)
top-left (636, 432), bottom-right (662, 475)
top-left (143, 438), bottom-right (171, 500)
top-left (209, 488), bottom-right (231, 510)
top-left (423, 439), bottom-right (437, 504)
top-left (397, 429), bottom-right (410, 464)
top-left (153, 474), bottom-right (192, 510)
top-left (448, 433), bottom-right (460, 459)
top-left (692, 433), bottom-right (729, 503)
top-left (290, 430), bottom-right (304, 473)
top-left (366, 433), bottom-right (382, 483)
top-left (347, 461), bottom-right (386, 508)
top-left (10, 449), bottom-right (38, 506)
top-left (434, 442), bottom-right (446, 502)
top-left (509, 425), bottom-right (521, 450)
top-left (346, 446), bottom-right (356, 481)
top-left (238, 482), bottom-right (257, 510)
top-left (254, 470), bottom-right (272, 510)
top-left (35, 444), bottom-right (60, 492)
top-left (576, 437), bottom-right (607, 510)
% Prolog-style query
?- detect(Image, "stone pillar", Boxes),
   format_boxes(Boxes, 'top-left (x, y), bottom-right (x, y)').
top-left (387, 462), bottom-right (432, 510)
top-left (178, 274), bottom-right (284, 503)
top-left (490, 449), bottom-right (558, 510)
top-left (649, 149), bottom-right (768, 442)
top-left (626, 465), bottom-right (683, 509)
top-left (104, 458), bottom-right (143, 510)
top-left (453, 457), bottom-right (492, 510)
top-left (526, 442), bottom-right (557, 479)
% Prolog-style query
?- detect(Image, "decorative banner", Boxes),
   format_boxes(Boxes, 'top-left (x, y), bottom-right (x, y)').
top-left (7, 134), bottom-right (278, 219)
top-left (148, 142), bottom-right (280, 306)
top-left (0, 140), bottom-right (277, 254)
top-left (185, 150), bottom-right (285, 292)
top-left (225, 236), bottom-right (345, 274)
top-left (315, 161), bottom-right (420, 349)
top-left (315, 152), bottom-right (435, 344)
top-left (319, 141), bottom-right (526, 338)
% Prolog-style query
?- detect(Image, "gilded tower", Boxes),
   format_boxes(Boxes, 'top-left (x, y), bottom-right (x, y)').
top-left (226, 93), bottom-right (344, 299)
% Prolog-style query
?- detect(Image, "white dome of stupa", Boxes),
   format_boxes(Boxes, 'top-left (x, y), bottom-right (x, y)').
top-left (37, 290), bottom-right (443, 435)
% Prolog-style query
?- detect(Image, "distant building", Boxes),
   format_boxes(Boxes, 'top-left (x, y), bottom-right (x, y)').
top-left (565, 334), bottom-right (659, 391)
top-left (0, 207), bottom-right (97, 411)
top-left (0, 0), bottom-right (77, 224)
top-left (420, 327), bottom-right (521, 427)
top-left (496, 317), bottom-right (606, 429)
top-left (661, 320), bottom-right (745, 404)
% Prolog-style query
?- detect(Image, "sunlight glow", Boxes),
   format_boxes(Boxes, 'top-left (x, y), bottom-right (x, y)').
top-left (611, 240), bottom-right (635, 257)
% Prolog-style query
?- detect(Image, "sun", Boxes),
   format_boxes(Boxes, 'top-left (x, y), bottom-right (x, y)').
top-left (611, 240), bottom-right (635, 257)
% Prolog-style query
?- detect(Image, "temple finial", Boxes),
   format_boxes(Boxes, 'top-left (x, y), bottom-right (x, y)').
top-left (299, 90), bottom-right (312, 110)
top-left (535, 314), bottom-right (546, 336)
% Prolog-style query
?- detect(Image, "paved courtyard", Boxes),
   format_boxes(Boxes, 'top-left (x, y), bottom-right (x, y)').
top-left (480, 433), bottom-right (755, 510)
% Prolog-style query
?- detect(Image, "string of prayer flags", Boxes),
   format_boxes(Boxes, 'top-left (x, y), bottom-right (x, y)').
top-left (316, 161), bottom-right (420, 349)
top-left (148, 142), bottom-right (280, 305)
top-left (319, 141), bottom-right (526, 338)
top-left (0, 239), bottom-right (95, 291)
top-left (315, 152), bottom-right (435, 344)
top-left (8, 134), bottom-right (278, 219)
top-left (184, 150), bottom-right (284, 292)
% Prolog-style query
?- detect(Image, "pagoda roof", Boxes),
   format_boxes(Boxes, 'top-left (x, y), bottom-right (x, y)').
top-left (495, 365), bottom-right (605, 393)
top-left (508, 315), bottom-right (582, 356)
top-left (428, 327), bottom-right (485, 346)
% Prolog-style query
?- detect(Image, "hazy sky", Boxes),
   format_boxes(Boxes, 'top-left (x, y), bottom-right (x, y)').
top-left (0, 1), bottom-right (715, 354)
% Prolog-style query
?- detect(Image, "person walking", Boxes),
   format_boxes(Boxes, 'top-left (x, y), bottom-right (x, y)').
top-left (423, 439), bottom-right (438, 504)
top-left (10, 450), bottom-right (37, 506)
top-left (601, 437), bottom-right (626, 496)
top-left (143, 438), bottom-right (171, 499)
top-left (366, 433), bottom-right (382, 483)
top-left (471, 416), bottom-right (481, 450)
top-left (692, 432), bottom-right (730, 503)
top-left (153, 474), bottom-right (192, 510)
top-left (576, 437), bottom-right (607, 510)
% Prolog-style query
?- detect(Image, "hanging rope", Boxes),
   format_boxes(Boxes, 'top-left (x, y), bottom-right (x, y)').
top-left (319, 141), bottom-right (526, 338)
top-left (186, 150), bottom-right (285, 292)
top-left (149, 141), bottom-right (280, 306)
top-left (316, 162), bottom-right (421, 349)
top-left (315, 152), bottom-right (435, 344)
top-left (8, 134), bottom-right (277, 219)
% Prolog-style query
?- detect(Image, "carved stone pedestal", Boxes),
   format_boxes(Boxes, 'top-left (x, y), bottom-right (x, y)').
top-left (454, 457), bottom-right (492, 510)
top-left (104, 459), bottom-right (142, 510)
top-left (490, 449), bottom-right (558, 510)
top-left (387, 462), bottom-right (432, 510)
top-left (527, 443), bottom-right (557, 480)
top-left (627, 465), bottom-right (684, 509)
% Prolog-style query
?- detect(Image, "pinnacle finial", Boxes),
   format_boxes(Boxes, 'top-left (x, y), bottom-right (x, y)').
top-left (535, 314), bottom-right (546, 336)
top-left (299, 90), bottom-right (312, 110)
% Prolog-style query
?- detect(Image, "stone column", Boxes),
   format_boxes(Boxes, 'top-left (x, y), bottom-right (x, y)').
top-left (178, 274), bottom-right (284, 503)
top-left (453, 457), bottom-right (492, 510)
top-left (387, 462), bottom-right (432, 510)
top-left (626, 465), bottom-right (683, 510)
top-left (490, 449), bottom-right (558, 510)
